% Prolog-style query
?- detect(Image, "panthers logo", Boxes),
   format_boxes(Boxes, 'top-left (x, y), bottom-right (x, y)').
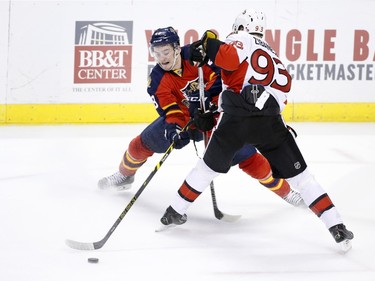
top-left (180, 78), bottom-right (200, 108)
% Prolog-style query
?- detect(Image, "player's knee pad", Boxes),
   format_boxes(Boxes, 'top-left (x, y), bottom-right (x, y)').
top-left (239, 152), bottom-right (271, 180)
top-left (287, 169), bottom-right (336, 220)
top-left (120, 135), bottom-right (154, 175)
top-left (128, 135), bottom-right (154, 160)
top-left (286, 168), bottom-right (326, 206)
top-left (286, 168), bottom-right (313, 191)
top-left (185, 159), bottom-right (220, 193)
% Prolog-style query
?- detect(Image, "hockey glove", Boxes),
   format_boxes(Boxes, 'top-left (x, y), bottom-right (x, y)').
top-left (188, 90), bottom-right (211, 117)
top-left (164, 123), bottom-right (190, 149)
top-left (200, 30), bottom-right (218, 51)
top-left (193, 107), bottom-right (216, 132)
top-left (189, 30), bottom-right (218, 67)
top-left (189, 41), bottom-right (208, 67)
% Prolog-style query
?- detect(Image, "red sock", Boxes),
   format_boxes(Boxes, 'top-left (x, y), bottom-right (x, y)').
top-left (119, 135), bottom-right (154, 176)
top-left (239, 153), bottom-right (291, 198)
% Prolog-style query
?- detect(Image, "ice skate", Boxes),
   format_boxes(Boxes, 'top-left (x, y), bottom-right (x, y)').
top-left (98, 171), bottom-right (134, 191)
top-left (282, 189), bottom-right (306, 208)
top-left (156, 206), bottom-right (187, 232)
top-left (329, 224), bottom-right (354, 253)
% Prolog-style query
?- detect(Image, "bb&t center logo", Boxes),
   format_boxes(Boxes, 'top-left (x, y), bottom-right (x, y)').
top-left (74, 21), bottom-right (133, 84)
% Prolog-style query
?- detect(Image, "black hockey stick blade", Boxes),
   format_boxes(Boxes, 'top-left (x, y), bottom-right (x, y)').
top-left (210, 183), bottom-right (241, 222)
top-left (214, 208), bottom-right (242, 222)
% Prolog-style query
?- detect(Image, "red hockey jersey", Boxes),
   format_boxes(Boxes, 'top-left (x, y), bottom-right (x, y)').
top-left (147, 45), bottom-right (222, 127)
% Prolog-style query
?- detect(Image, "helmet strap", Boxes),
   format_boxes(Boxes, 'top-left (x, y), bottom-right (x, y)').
top-left (160, 46), bottom-right (180, 71)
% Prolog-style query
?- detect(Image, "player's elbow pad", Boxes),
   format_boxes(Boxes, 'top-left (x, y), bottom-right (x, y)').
top-left (206, 39), bottom-right (224, 63)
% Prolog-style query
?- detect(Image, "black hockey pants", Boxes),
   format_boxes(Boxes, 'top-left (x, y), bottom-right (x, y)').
top-left (203, 113), bottom-right (307, 178)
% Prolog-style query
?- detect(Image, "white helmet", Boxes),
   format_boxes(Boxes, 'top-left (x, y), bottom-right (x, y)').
top-left (232, 9), bottom-right (266, 37)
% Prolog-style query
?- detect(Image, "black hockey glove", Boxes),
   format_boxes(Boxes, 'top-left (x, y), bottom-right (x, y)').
top-left (188, 90), bottom-right (211, 117)
top-left (164, 123), bottom-right (190, 149)
top-left (189, 30), bottom-right (218, 67)
top-left (189, 42), bottom-right (208, 67)
top-left (193, 104), bottom-right (218, 132)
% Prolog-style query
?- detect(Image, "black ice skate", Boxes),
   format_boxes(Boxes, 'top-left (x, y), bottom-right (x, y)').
top-left (329, 223), bottom-right (354, 252)
top-left (98, 171), bottom-right (134, 191)
top-left (160, 206), bottom-right (187, 226)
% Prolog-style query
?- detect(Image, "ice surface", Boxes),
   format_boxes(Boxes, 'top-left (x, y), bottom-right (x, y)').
top-left (1, 123), bottom-right (374, 281)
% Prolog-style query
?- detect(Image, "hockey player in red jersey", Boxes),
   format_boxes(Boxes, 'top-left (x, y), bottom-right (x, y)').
top-left (160, 11), bottom-right (353, 251)
top-left (98, 26), bottom-right (304, 207)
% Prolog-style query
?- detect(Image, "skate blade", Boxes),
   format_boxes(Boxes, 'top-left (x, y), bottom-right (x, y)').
top-left (339, 239), bottom-right (352, 253)
top-left (116, 185), bottom-right (132, 191)
top-left (155, 223), bottom-right (177, 232)
top-left (98, 184), bottom-right (132, 191)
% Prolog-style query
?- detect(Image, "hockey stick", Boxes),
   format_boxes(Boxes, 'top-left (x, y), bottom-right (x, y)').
top-left (198, 67), bottom-right (241, 222)
top-left (65, 121), bottom-right (192, 251)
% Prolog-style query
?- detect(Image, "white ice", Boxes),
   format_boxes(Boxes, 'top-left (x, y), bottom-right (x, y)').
top-left (1, 122), bottom-right (374, 281)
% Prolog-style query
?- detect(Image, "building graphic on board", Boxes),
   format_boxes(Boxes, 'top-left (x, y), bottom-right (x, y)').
top-left (74, 21), bottom-right (133, 84)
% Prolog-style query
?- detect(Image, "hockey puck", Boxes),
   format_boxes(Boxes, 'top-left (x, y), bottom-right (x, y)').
top-left (88, 258), bottom-right (99, 263)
